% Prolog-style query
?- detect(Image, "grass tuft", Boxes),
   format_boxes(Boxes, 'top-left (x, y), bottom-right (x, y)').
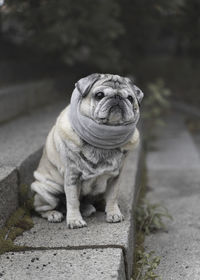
top-left (135, 200), bottom-right (172, 235)
top-left (0, 184), bottom-right (34, 255)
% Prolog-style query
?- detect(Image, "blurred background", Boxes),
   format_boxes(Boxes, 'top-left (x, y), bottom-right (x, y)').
top-left (0, 0), bottom-right (200, 106)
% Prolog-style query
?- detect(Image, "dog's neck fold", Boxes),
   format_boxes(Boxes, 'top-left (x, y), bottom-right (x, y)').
top-left (69, 88), bottom-right (137, 150)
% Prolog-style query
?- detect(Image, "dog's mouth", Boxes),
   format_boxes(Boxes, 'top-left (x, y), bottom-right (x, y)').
top-left (93, 95), bottom-right (137, 126)
top-left (96, 105), bottom-right (126, 125)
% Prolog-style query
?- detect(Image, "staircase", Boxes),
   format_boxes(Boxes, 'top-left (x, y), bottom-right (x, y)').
top-left (0, 79), bottom-right (199, 279)
top-left (0, 79), bottom-right (144, 280)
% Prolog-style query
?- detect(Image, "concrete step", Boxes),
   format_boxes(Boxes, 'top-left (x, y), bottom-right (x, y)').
top-left (0, 248), bottom-right (125, 280)
top-left (0, 92), bottom-right (144, 279)
top-left (0, 77), bottom-right (75, 124)
top-left (144, 111), bottom-right (200, 279)
top-left (0, 100), bottom-right (69, 227)
top-left (0, 167), bottom-right (18, 227)
top-left (0, 142), bottom-right (143, 280)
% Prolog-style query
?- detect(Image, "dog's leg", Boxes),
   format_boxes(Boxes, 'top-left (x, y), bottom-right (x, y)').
top-left (64, 170), bottom-right (87, 229)
top-left (34, 193), bottom-right (64, 222)
top-left (32, 181), bottom-right (64, 223)
top-left (104, 177), bottom-right (124, 223)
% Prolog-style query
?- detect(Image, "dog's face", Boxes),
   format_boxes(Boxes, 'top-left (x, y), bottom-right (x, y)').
top-left (77, 74), bottom-right (143, 125)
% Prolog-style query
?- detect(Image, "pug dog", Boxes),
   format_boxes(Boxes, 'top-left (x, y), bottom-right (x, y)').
top-left (31, 73), bottom-right (144, 229)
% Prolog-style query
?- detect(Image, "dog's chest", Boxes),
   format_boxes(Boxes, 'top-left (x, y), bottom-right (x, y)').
top-left (79, 145), bottom-right (126, 195)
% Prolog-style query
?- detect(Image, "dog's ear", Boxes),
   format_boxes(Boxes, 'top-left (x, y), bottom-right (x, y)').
top-left (133, 85), bottom-right (144, 106)
top-left (75, 73), bottom-right (100, 97)
top-left (125, 77), bottom-right (144, 106)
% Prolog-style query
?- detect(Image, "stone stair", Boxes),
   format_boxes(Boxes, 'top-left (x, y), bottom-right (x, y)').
top-left (0, 80), bottom-right (144, 280)
top-left (145, 110), bottom-right (200, 280)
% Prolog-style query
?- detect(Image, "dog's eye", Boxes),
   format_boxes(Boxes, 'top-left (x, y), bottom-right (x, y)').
top-left (127, 95), bottom-right (134, 104)
top-left (95, 92), bottom-right (105, 100)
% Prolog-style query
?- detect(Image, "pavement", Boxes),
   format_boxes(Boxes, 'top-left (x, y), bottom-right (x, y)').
top-left (0, 87), bottom-right (143, 279)
top-left (0, 249), bottom-right (125, 280)
top-left (0, 145), bottom-right (142, 280)
top-left (145, 110), bottom-right (200, 280)
top-left (1, 80), bottom-right (200, 280)
top-left (0, 101), bottom-right (68, 226)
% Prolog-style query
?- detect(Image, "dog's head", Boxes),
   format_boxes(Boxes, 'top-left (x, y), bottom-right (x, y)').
top-left (75, 73), bottom-right (144, 125)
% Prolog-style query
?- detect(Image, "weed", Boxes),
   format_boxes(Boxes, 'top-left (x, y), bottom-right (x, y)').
top-left (0, 184), bottom-right (34, 255)
top-left (142, 79), bottom-right (171, 145)
top-left (135, 199), bottom-right (172, 235)
top-left (133, 166), bottom-right (172, 280)
top-left (143, 79), bottom-right (171, 123)
top-left (133, 250), bottom-right (161, 280)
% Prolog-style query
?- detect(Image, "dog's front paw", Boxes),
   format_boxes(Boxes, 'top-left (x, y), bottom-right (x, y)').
top-left (67, 217), bottom-right (87, 229)
top-left (106, 211), bottom-right (124, 223)
top-left (45, 210), bottom-right (64, 223)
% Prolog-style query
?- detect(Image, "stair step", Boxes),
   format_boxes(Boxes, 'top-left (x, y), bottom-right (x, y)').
top-left (0, 91), bottom-right (144, 279)
top-left (145, 112), bottom-right (200, 279)
top-left (0, 78), bottom-right (75, 124)
top-left (0, 248), bottom-right (125, 280)
top-left (0, 141), bottom-right (143, 280)
top-left (0, 166), bottom-right (18, 226)
top-left (0, 101), bottom-right (68, 227)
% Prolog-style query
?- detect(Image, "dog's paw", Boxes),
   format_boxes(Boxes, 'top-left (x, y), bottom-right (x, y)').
top-left (45, 211), bottom-right (64, 223)
top-left (106, 212), bottom-right (124, 223)
top-left (67, 218), bottom-right (87, 229)
top-left (81, 203), bottom-right (96, 217)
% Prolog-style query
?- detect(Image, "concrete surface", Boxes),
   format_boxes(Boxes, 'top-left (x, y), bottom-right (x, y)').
top-left (0, 80), bottom-right (65, 123)
top-left (13, 146), bottom-right (142, 280)
top-left (0, 101), bottom-right (68, 227)
top-left (0, 96), bottom-right (142, 278)
top-left (145, 112), bottom-right (200, 280)
top-left (0, 248), bottom-right (125, 280)
top-left (0, 79), bottom-right (143, 279)
top-left (0, 167), bottom-right (18, 227)
top-left (0, 101), bottom-right (67, 185)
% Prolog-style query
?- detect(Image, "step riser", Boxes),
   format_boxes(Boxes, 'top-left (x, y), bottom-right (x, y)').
top-left (18, 148), bottom-right (43, 186)
top-left (0, 148), bottom-right (43, 228)
top-left (0, 143), bottom-right (144, 280)
top-left (0, 167), bottom-right (18, 227)
top-left (0, 80), bottom-right (65, 124)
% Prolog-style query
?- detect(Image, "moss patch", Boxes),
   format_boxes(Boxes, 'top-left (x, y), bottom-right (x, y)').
top-left (0, 184), bottom-right (34, 255)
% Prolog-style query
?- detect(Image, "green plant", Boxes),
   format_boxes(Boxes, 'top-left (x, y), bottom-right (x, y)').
top-left (135, 199), bottom-right (172, 235)
top-left (142, 78), bottom-right (171, 146)
top-left (0, 184), bottom-right (34, 255)
top-left (5, 0), bottom-right (124, 71)
top-left (133, 200), bottom-right (172, 279)
top-left (133, 250), bottom-right (161, 280)
top-left (133, 190), bottom-right (172, 279)
top-left (143, 79), bottom-right (171, 127)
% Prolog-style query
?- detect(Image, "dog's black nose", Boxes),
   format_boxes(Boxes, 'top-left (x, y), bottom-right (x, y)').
top-left (114, 94), bottom-right (122, 100)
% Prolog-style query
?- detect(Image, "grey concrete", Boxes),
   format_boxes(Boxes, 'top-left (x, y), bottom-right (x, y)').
top-left (0, 92), bottom-right (142, 278)
top-left (0, 248), bottom-right (125, 280)
top-left (0, 101), bottom-right (67, 185)
top-left (14, 145), bottom-right (142, 279)
top-left (145, 112), bottom-right (200, 280)
top-left (0, 166), bottom-right (18, 227)
top-left (191, 132), bottom-right (200, 156)
top-left (147, 113), bottom-right (200, 171)
top-left (173, 101), bottom-right (200, 118)
top-left (0, 79), bottom-right (66, 123)
top-left (0, 101), bottom-right (67, 226)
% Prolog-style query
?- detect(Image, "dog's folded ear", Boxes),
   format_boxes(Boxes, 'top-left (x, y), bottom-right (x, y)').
top-left (75, 73), bottom-right (101, 97)
top-left (125, 77), bottom-right (144, 106)
top-left (133, 85), bottom-right (144, 106)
